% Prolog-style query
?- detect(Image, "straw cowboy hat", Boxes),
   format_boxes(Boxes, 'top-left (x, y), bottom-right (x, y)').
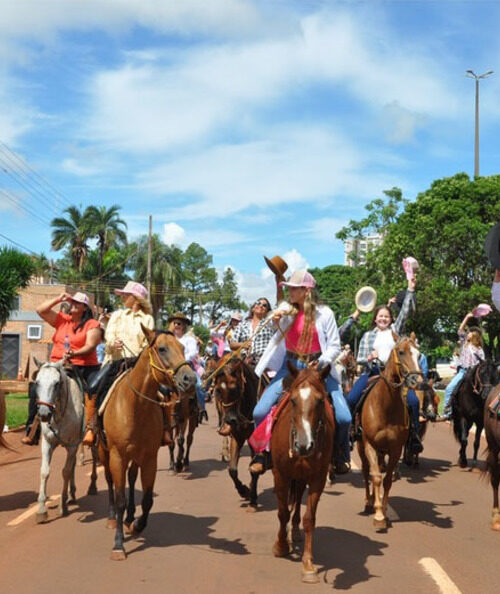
top-left (355, 286), bottom-right (377, 313)
top-left (114, 281), bottom-right (148, 300)
top-left (485, 221), bottom-right (500, 269)
top-left (264, 255), bottom-right (288, 279)
top-left (68, 291), bottom-right (91, 307)
top-left (167, 311), bottom-right (191, 325)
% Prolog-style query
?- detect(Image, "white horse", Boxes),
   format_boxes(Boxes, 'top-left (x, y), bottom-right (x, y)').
top-left (33, 360), bottom-right (95, 523)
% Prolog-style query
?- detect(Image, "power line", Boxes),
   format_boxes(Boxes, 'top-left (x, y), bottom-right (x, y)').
top-left (0, 232), bottom-right (37, 255)
top-left (0, 189), bottom-right (54, 227)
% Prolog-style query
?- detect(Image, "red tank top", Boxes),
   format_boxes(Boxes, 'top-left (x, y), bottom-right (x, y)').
top-left (285, 310), bottom-right (321, 354)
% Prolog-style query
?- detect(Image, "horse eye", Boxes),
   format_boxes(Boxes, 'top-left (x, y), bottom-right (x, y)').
top-left (158, 346), bottom-right (167, 354)
top-left (399, 350), bottom-right (405, 356)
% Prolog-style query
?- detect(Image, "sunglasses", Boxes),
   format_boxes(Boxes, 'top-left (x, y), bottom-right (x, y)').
top-left (173, 321), bottom-right (184, 326)
top-left (255, 301), bottom-right (270, 308)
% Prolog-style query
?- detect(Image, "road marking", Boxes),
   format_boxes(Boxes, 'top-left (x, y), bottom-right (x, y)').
top-left (419, 557), bottom-right (462, 594)
top-left (7, 495), bottom-right (60, 527)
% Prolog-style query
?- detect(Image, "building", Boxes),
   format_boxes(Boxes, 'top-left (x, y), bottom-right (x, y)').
top-left (1, 283), bottom-right (88, 379)
top-left (344, 234), bottom-right (383, 267)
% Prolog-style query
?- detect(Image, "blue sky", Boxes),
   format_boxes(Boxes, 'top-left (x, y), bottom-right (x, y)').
top-left (1, 0), bottom-right (500, 304)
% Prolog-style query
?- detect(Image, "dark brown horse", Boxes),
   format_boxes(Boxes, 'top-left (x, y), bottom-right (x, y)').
top-left (98, 327), bottom-right (197, 560)
top-left (484, 384), bottom-right (500, 531)
top-left (452, 359), bottom-right (499, 468)
top-left (340, 350), bottom-right (357, 394)
top-left (270, 363), bottom-right (334, 584)
top-left (213, 358), bottom-right (261, 508)
top-left (167, 386), bottom-right (199, 473)
top-left (402, 379), bottom-right (438, 466)
top-left (358, 336), bottom-right (422, 530)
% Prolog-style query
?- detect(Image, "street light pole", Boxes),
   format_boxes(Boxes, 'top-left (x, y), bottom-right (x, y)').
top-left (466, 69), bottom-right (493, 177)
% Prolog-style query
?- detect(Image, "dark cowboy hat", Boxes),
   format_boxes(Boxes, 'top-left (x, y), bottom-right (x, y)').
top-left (485, 221), bottom-right (500, 269)
top-left (167, 311), bottom-right (191, 325)
top-left (264, 255), bottom-right (288, 278)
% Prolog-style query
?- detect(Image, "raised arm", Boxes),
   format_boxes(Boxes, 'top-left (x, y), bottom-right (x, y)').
top-left (393, 278), bottom-right (416, 336)
top-left (37, 292), bottom-right (73, 327)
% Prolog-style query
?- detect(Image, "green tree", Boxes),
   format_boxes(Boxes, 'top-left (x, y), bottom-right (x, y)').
top-left (205, 266), bottom-right (246, 322)
top-left (51, 205), bottom-right (91, 272)
top-left (0, 247), bottom-right (35, 372)
top-left (181, 243), bottom-right (217, 324)
top-left (85, 205), bottom-right (127, 277)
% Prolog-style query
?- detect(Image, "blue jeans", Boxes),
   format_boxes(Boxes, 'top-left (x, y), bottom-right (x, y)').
top-left (443, 368), bottom-right (466, 412)
top-left (195, 375), bottom-right (206, 411)
top-left (347, 369), bottom-right (420, 432)
top-left (253, 356), bottom-right (352, 466)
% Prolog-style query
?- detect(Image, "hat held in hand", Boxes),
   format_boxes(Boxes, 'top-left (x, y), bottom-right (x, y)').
top-left (264, 255), bottom-right (288, 279)
top-left (402, 257), bottom-right (419, 281)
top-left (355, 286), bottom-right (377, 313)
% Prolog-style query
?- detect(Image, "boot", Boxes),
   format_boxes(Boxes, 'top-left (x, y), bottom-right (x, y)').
top-left (82, 394), bottom-right (97, 446)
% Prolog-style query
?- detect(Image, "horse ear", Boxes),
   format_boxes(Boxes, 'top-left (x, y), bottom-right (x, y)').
top-left (391, 330), bottom-right (399, 344)
top-left (33, 356), bottom-right (44, 369)
top-left (141, 323), bottom-right (155, 345)
top-left (287, 360), bottom-right (299, 377)
top-left (320, 364), bottom-right (331, 381)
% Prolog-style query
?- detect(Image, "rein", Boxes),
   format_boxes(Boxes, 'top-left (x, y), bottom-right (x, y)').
top-left (472, 362), bottom-right (494, 398)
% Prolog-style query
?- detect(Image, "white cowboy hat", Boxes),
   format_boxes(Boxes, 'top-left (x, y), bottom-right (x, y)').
top-left (355, 286), bottom-right (377, 313)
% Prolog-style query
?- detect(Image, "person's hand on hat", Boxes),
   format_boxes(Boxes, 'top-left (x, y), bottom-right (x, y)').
top-left (408, 277), bottom-right (417, 291)
top-left (58, 291), bottom-right (74, 303)
top-left (387, 296), bottom-right (396, 307)
top-left (351, 309), bottom-right (361, 321)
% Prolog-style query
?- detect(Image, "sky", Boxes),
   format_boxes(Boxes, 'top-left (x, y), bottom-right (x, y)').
top-left (1, 0), bottom-right (500, 305)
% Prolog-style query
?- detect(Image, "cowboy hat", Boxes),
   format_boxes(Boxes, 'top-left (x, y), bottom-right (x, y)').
top-left (279, 270), bottom-right (316, 288)
top-left (485, 221), bottom-right (500, 269)
top-left (355, 286), bottom-right (377, 313)
top-left (115, 281), bottom-right (148, 300)
top-left (264, 255), bottom-right (288, 278)
top-left (230, 312), bottom-right (242, 321)
top-left (67, 291), bottom-right (91, 307)
top-left (167, 311), bottom-right (191, 325)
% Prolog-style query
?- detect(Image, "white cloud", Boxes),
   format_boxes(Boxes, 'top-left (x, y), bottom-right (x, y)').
top-left (381, 101), bottom-right (428, 144)
top-left (61, 158), bottom-right (102, 177)
top-left (163, 222), bottom-right (186, 246)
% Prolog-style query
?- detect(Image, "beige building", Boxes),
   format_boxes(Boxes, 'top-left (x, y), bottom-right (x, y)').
top-left (1, 283), bottom-right (88, 379)
top-left (344, 234), bottom-right (383, 267)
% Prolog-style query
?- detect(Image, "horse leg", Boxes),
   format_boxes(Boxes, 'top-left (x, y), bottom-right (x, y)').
top-left (272, 475), bottom-right (291, 558)
top-left (357, 440), bottom-right (374, 513)
top-left (37, 437), bottom-right (54, 523)
top-left (77, 443), bottom-right (85, 466)
top-left (124, 462), bottom-right (139, 531)
top-left (365, 442), bottom-right (386, 530)
top-left (59, 446), bottom-right (78, 517)
top-left (301, 484), bottom-right (323, 583)
top-left (248, 466), bottom-right (260, 511)
top-left (221, 436), bottom-right (230, 462)
top-left (228, 437), bottom-right (250, 500)
top-left (133, 458), bottom-right (157, 535)
top-left (381, 449), bottom-right (401, 522)
top-left (458, 418), bottom-right (469, 468)
top-left (98, 444), bottom-right (117, 529)
top-left (87, 444), bottom-right (98, 495)
top-left (69, 447), bottom-right (78, 502)
top-left (472, 423), bottom-right (483, 467)
top-left (109, 449), bottom-right (128, 560)
top-left (487, 447), bottom-right (500, 531)
top-left (183, 416), bottom-right (196, 470)
top-left (291, 480), bottom-right (306, 543)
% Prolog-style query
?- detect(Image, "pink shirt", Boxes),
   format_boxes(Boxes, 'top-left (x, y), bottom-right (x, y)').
top-left (285, 310), bottom-right (321, 354)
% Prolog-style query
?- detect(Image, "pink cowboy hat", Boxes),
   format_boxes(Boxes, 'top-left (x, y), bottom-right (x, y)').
top-left (115, 281), bottom-right (148, 300)
top-left (68, 291), bottom-right (91, 307)
top-left (472, 303), bottom-right (492, 318)
top-left (402, 257), bottom-right (419, 281)
top-left (279, 270), bottom-right (316, 289)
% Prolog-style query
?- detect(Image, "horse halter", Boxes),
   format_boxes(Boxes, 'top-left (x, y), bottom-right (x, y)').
top-left (390, 343), bottom-right (421, 389)
top-left (36, 364), bottom-right (68, 417)
top-left (472, 362), bottom-right (495, 398)
top-left (148, 343), bottom-right (190, 387)
top-left (288, 382), bottom-right (326, 459)
top-left (218, 362), bottom-right (253, 428)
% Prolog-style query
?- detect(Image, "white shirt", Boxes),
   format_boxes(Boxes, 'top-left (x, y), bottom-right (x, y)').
top-left (255, 303), bottom-right (341, 382)
top-left (492, 282), bottom-right (500, 313)
top-left (178, 333), bottom-right (198, 363)
top-left (373, 329), bottom-right (396, 364)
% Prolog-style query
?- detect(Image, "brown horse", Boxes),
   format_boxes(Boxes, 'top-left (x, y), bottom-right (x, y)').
top-left (340, 350), bottom-right (357, 394)
top-left (358, 336), bottom-right (422, 530)
top-left (212, 358), bottom-right (261, 508)
top-left (98, 326), bottom-right (197, 560)
top-left (402, 379), bottom-right (438, 466)
top-left (270, 363), bottom-right (334, 584)
top-left (168, 386), bottom-right (199, 473)
top-left (484, 384), bottom-right (500, 531)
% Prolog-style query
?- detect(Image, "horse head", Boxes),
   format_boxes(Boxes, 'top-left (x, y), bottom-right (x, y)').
top-left (213, 358), bottom-right (246, 430)
top-left (386, 337), bottom-right (422, 389)
top-left (474, 359), bottom-right (500, 400)
top-left (141, 325), bottom-right (197, 393)
top-left (33, 361), bottom-right (66, 423)
top-left (286, 362), bottom-right (331, 457)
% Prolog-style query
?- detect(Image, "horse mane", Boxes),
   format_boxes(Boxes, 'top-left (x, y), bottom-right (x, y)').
top-left (289, 367), bottom-right (326, 396)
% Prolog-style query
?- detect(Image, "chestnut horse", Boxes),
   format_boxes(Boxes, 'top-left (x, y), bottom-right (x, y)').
top-left (271, 363), bottom-right (334, 584)
top-left (168, 387), bottom-right (199, 473)
top-left (340, 350), bottom-right (357, 394)
top-left (98, 327), bottom-right (197, 560)
top-left (483, 384), bottom-right (500, 531)
top-left (358, 336), bottom-right (421, 530)
top-left (213, 358), bottom-right (261, 508)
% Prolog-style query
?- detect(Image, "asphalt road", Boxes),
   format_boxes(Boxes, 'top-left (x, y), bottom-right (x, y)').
top-left (0, 402), bottom-right (498, 594)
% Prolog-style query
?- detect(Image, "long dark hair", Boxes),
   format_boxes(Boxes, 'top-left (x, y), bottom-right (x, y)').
top-left (370, 305), bottom-right (394, 329)
top-left (75, 306), bottom-right (94, 332)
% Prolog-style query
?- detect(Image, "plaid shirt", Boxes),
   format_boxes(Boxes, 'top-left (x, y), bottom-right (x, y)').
top-left (356, 290), bottom-right (415, 364)
top-left (232, 318), bottom-right (275, 363)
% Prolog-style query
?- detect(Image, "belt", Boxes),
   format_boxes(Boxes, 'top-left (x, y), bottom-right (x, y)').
top-left (286, 350), bottom-right (321, 362)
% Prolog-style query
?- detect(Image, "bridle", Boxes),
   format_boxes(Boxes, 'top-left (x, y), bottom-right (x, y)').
top-left (217, 360), bottom-right (253, 428)
top-left (387, 341), bottom-right (421, 389)
top-left (471, 361), bottom-right (496, 398)
top-left (288, 379), bottom-right (327, 459)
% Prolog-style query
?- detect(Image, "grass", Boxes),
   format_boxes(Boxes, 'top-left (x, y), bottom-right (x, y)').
top-left (4, 393), bottom-right (28, 429)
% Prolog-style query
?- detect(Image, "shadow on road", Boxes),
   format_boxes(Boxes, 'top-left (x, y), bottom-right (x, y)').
top-left (399, 456), bottom-right (452, 484)
top-left (0, 489), bottom-right (38, 512)
top-left (313, 527), bottom-right (387, 589)
top-left (388, 495), bottom-right (459, 528)
top-left (128, 511), bottom-right (249, 557)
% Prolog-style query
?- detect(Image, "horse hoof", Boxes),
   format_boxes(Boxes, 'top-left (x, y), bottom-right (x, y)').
top-left (123, 521), bottom-right (133, 534)
top-left (36, 512), bottom-right (48, 524)
top-left (491, 521), bottom-right (500, 531)
top-left (301, 568), bottom-right (320, 584)
top-left (106, 519), bottom-right (117, 529)
top-left (239, 486), bottom-right (251, 500)
top-left (272, 542), bottom-right (290, 557)
top-left (246, 504), bottom-right (258, 513)
top-left (458, 458), bottom-right (468, 469)
top-left (364, 504), bottom-right (374, 515)
top-left (110, 549), bottom-right (127, 561)
top-left (291, 527), bottom-right (302, 543)
top-left (373, 518), bottom-right (387, 531)
top-left (87, 485), bottom-right (98, 496)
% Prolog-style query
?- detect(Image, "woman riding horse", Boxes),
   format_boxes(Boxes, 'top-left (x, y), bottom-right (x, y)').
top-left (251, 269), bottom-right (351, 475)
top-left (346, 277), bottom-right (422, 454)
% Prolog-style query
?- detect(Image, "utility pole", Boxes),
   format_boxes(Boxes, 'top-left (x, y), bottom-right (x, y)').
top-left (147, 215), bottom-right (152, 297)
top-left (466, 69), bottom-right (493, 177)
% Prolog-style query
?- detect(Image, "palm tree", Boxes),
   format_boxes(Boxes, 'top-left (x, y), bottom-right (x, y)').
top-left (85, 205), bottom-right (127, 278)
top-left (51, 206), bottom-right (91, 272)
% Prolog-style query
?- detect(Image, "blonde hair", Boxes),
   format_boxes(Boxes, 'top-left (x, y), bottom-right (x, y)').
top-left (136, 297), bottom-right (152, 315)
top-left (290, 289), bottom-right (318, 353)
top-left (467, 329), bottom-right (483, 348)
